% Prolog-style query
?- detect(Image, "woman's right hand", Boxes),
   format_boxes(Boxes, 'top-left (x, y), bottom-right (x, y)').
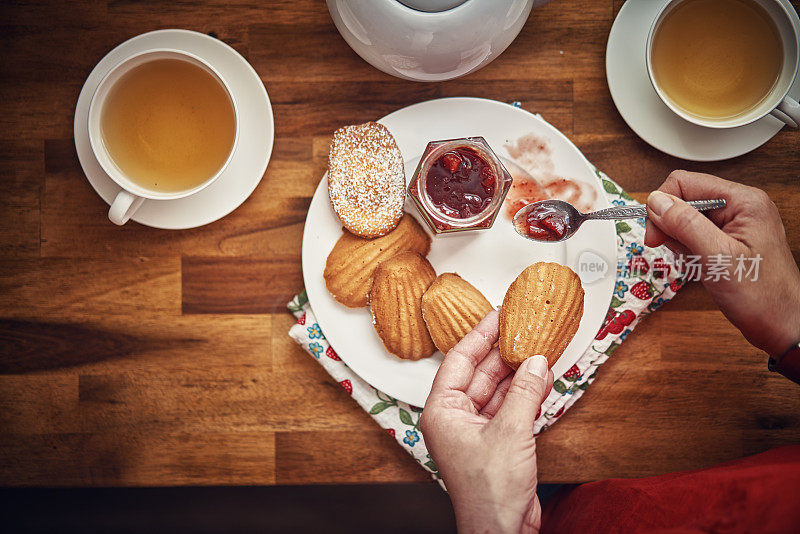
top-left (644, 170), bottom-right (800, 358)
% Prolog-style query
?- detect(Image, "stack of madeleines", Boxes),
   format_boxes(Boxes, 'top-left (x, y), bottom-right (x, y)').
top-left (324, 121), bottom-right (585, 369)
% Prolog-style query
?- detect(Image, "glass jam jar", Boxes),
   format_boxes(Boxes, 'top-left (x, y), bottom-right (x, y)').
top-left (408, 137), bottom-right (513, 234)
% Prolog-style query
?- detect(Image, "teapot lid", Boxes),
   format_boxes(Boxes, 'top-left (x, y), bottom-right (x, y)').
top-left (398, 0), bottom-right (468, 12)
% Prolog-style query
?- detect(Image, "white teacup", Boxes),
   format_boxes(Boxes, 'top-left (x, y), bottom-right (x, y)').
top-left (88, 49), bottom-right (239, 225)
top-left (646, 0), bottom-right (800, 129)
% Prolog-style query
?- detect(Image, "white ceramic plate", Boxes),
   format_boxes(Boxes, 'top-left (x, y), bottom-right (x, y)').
top-left (302, 98), bottom-right (616, 407)
top-left (606, 0), bottom-right (800, 162)
top-left (74, 29), bottom-right (274, 229)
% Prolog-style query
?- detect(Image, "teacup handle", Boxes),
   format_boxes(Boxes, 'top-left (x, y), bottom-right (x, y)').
top-left (770, 96), bottom-right (800, 129)
top-left (108, 189), bottom-right (145, 225)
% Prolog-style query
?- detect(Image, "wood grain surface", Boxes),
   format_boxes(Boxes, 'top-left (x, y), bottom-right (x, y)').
top-left (1, 0), bottom-right (799, 487)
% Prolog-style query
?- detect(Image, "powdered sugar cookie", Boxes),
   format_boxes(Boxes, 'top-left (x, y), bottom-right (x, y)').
top-left (328, 122), bottom-right (405, 238)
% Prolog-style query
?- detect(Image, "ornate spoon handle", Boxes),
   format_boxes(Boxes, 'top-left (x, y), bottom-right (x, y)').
top-left (586, 199), bottom-right (726, 221)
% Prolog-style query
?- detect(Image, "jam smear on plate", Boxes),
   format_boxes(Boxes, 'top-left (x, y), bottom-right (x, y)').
top-left (523, 204), bottom-right (571, 241)
top-left (425, 147), bottom-right (496, 219)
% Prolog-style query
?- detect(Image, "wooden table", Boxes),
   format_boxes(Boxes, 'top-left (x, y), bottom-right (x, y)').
top-left (1, 0), bottom-right (799, 487)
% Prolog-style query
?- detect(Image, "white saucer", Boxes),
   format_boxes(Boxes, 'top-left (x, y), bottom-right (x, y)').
top-left (606, 0), bottom-right (800, 162)
top-left (74, 29), bottom-right (274, 229)
top-left (302, 98), bottom-right (617, 407)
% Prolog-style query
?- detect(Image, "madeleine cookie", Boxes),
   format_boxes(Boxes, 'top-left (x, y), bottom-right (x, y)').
top-left (324, 215), bottom-right (431, 308)
top-left (421, 273), bottom-right (494, 354)
top-left (499, 262), bottom-right (584, 369)
top-left (369, 252), bottom-right (437, 361)
top-left (328, 121), bottom-right (405, 238)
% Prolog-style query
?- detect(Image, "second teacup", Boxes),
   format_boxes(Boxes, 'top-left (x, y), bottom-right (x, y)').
top-left (646, 0), bottom-right (800, 129)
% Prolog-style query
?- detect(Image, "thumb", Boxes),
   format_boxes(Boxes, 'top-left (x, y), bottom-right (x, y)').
top-left (494, 355), bottom-right (552, 432)
top-left (646, 191), bottom-right (731, 257)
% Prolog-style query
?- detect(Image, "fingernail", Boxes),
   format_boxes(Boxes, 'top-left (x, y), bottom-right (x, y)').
top-left (526, 355), bottom-right (549, 379)
top-left (648, 191), bottom-right (674, 217)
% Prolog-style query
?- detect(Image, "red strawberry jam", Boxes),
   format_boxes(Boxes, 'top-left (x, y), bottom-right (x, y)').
top-left (425, 147), bottom-right (496, 219)
top-left (523, 204), bottom-right (571, 241)
top-left (408, 137), bottom-right (514, 234)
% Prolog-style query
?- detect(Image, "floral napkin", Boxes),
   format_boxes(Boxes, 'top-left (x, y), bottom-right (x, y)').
top-left (288, 169), bottom-right (683, 482)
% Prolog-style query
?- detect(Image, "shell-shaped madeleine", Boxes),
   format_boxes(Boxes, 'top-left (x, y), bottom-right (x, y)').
top-left (421, 273), bottom-right (494, 354)
top-left (499, 262), bottom-right (584, 369)
top-left (324, 215), bottom-right (431, 308)
top-left (369, 252), bottom-right (437, 361)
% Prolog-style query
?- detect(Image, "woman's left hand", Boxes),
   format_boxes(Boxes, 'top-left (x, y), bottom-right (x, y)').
top-left (421, 310), bottom-right (554, 534)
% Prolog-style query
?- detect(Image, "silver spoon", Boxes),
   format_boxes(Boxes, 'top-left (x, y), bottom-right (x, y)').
top-left (513, 198), bottom-right (727, 243)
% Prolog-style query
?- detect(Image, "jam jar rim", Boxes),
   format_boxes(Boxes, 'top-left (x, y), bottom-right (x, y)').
top-left (414, 137), bottom-right (510, 229)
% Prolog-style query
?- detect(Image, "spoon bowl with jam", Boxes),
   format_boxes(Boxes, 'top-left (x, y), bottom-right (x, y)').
top-left (513, 198), bottom-right (727, 243)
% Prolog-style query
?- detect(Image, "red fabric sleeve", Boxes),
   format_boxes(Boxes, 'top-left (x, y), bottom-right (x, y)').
top-left (541, 445), bottom-right (800, 534)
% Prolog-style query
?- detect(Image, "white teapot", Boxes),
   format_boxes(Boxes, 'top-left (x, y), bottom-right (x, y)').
top-left (327, 0), bottom-right (543, 82)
